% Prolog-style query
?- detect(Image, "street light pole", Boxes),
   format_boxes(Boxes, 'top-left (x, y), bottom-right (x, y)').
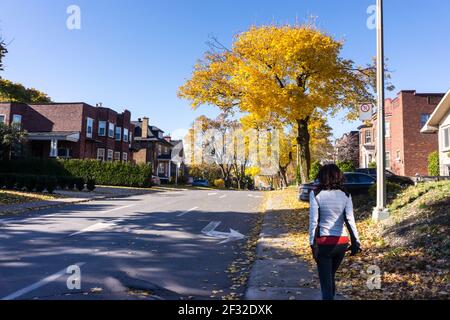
top-left (373, 0), bottom-right (389, 221)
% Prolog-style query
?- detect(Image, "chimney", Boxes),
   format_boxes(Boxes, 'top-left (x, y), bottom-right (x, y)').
top-left (164, 136), bottom-right (172, 142)
top-left (96, 102), bottom-right (103, 108)
top-left (142, 117), bottom-right (149, 138)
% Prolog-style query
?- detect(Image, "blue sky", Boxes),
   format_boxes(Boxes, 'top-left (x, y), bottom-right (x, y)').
top-left (0, 0), bottom-right (449, 140)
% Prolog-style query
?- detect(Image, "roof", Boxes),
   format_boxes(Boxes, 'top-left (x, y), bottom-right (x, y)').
top-left (27, 131), bottom-right (81, 142)
top-left (421, 89), bottom-right (450, 133)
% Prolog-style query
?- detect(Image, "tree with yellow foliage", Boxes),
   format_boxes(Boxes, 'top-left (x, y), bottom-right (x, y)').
top-left (179, 24), bottom-right (374, 182)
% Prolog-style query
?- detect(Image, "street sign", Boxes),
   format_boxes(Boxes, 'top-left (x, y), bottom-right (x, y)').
top-left (359, 103), bottom-right (373, 121)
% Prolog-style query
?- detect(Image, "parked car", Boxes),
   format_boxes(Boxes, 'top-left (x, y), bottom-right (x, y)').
top-left (299, 172), bottom-right (376, 202)
top-left (192, 179), bottom-right (210, 187)
top-left (356, 168), bottom-right (414, 186)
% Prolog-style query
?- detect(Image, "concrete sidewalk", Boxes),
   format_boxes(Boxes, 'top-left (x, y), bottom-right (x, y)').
top-left (245, 195), bottom-right (322, 300)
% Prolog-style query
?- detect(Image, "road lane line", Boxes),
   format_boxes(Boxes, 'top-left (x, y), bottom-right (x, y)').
top-left (1, 262), bottom-right (86, 300)
top-left (219, 195), bottom-right (227, 199)
top-left (208, 193), bottom-right (218, 196)
top-left (177, 207), bottom-right (199, 217)
top-left (102, 204), bottom-right (135, 214)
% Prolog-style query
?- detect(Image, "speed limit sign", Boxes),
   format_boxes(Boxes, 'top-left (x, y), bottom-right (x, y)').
top-left (360, 104), bottom-right (373, 121)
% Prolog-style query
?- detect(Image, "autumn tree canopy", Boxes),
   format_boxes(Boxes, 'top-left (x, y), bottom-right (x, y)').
top-left (0, 79), bottom-right (51, 103)
top-left (179, 24), bottom-right (374, 182)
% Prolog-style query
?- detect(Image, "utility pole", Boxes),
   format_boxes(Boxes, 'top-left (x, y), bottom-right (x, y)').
top-left (373, 0), bottom-right (390, 221)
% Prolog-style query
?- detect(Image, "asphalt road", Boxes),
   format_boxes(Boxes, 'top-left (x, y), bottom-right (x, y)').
top-left (0, 189), bottom-right (264, 300)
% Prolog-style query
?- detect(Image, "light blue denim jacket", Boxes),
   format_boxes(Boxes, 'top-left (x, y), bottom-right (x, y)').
top-left (309, 190), bottom-right (360, 246)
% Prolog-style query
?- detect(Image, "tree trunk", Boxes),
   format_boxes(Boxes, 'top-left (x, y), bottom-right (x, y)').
top-left (296, 118), bottom-right (311, 183)
top-left (279, 166), bottom-right (289, 189)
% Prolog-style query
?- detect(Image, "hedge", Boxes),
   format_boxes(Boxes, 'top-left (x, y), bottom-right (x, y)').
top-left (0, 174), bottom-right (91, 194)
top-left (61, 160), bottom-right (152, 187)
top-left (428, 151), bottom-right (440, 176)
top-left (0, 159), bottom-right (152, 188)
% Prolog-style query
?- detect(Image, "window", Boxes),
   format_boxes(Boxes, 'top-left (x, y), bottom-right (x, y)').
top-left (123, 128), bottom-right (129, 143)
top-left (444, 127), bottom-right (450, 150)
top-left (86, 118), bottom-right (94, 138)
top-left (115, 127), bottom-right (122, 141)
top-left (58, 148), bottom-right (72, 159)
top-left (158, 162), bottom-right (166, 174)
top-left (97, 148), bottom-right (105, 161)
top-left (129, 132), bottom-right (132, 144)
top-left (107, 149), bottom-right (114, 161)
top-left (12, 114), bottom-right (22, 124)
top-left (385, 121), bottom-right (391, 137)
top-left (98, 121), bottom-right (107, 136)
top-left (385, 152), bottom-right (391, 169)
top-left (158, 132), bottom-right (163, 139)
top-left (0, 114), bottom-right (5, 124)
top-left (365, 130), bottom-right (372, 144)
top-left (108, 123), bottom-right (115, 138)
top-left (123, 152), bottom-right (128, 162)
top-left (114, 151), bottom-right (121, 161)
top-left (158, 144), bottom-right (162, 155)
top-left (396, 150), bottom-right (401, 161)
top-left (421, 114), bottom-right (431, 128)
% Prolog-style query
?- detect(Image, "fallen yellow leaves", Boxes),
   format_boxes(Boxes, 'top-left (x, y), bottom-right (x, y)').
top-left (0, 190), bottom-right (61, 207)
top-left (273, 184), bottom-right (449, 300)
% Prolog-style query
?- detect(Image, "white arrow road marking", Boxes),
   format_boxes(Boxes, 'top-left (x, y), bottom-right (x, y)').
top-left (68, 204), bottom-right (136, 237)
top-left (1, 262), bottom-right (86, 300)
top-left (177, 207), bottom-right (199, 217)
top-left (208, 193), bottom-right (218, 196)
top-left (219, 195), bottom-right (227, 199)
top-left (201, 221), bottom-right (245, 244)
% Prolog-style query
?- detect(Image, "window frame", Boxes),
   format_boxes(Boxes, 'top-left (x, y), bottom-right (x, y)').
top-left (115, 126), bottom-right (122, 141)
top-left (365, 130), bottom-right (372, 144)
top-left (97, 148), bottom-right (105, 161)
top-left (108, 123), bottom-right (115, 138)
top-left (385, 152), bottom-right (391, 169)
top-left (12, 114), bottom-right (22, 124)
top-left (98, 121), bottom-right (107, 136)
top-left (107, 149), bottom-right (114, 162)
top-left (420, 113), bottom-right (431, 128)
top-left (123, 128), bottom-right (129, 143)
top-left (0, 114), bottom-right (6, 124)
top-left (385, 121), bottom-right (391, 138)
top-left (86, 117), bottom-right (94, 138)
top-left (443, 126), bottom-right (450, 151)
top-left (122, 152), bottom-right (128, 162)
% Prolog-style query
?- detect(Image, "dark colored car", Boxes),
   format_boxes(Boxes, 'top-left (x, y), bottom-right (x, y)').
top-left (192, 179), bottom-right (210, 187)
top-left (299, 172), bottom-right (376, 202)
top-left (356, 168), bottom-right (414, 187)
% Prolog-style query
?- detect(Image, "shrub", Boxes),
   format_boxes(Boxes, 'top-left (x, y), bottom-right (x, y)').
top-left (46, 177), bottom-right (57, 194)
top-left (16, 175), bottom-right (27, 191)
top-left (214, 179), bottom-right (225, 189)
top-left (25, 175), bottom-right (37, 192)
top-left (0, 175), bottom-right (5, 188)
top-left (369, 182), bottom-right (403, 201)
top-left (336, 160), bottom-right (356, 173)
top-left (368, 161), bottom-right (377, 169)
top-left (75, 178), bottom-right (85, 191)
top-left (310, 161), bottom-right (322, 181)
top-left (57, 176), bottom-right (68, 190)
top-left (428, 151), bottom-right (439, 176)
top-left (86, 179), bottom-right (96, 192)
top-left (66, 177), bottom-right (76, 190)
top-left (5, 175), bottom-right (16, 189)
top-left (35, 176), bottom-right (46, 193)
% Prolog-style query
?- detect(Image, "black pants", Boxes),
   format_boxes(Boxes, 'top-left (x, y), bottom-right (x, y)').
top-left (316, 244), bottom-right (349, 300)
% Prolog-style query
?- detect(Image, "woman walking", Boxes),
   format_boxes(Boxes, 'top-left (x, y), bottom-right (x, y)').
top-left (309, 164), bottom-right (362, 300)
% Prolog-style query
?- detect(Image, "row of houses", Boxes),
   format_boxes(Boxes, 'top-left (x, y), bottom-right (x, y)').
top-left (0, 102), bottom-right (184, 182)
top-left (336, 89), bottom-right (450, 177)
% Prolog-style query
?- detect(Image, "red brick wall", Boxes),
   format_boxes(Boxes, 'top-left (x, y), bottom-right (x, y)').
top-left (401, 92), bottom-right (441, 176)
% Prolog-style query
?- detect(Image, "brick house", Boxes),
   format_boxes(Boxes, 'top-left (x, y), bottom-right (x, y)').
top-left (0, 102), bottom-right (134, 162)
top-left (335, 131), bottom-right (360, 167)
top-left (421, 90), bottom-right (450, 176)
top-left (132, 117), bottom-right (178, 182)
top-left (359, 91), bottom-right (444, 176)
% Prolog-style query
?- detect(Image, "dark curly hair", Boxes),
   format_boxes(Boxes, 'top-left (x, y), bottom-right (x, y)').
top-left (314, 164), bottom-right (349, 196)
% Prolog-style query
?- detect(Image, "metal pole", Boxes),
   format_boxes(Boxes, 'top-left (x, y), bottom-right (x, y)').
top-left (373, 0), bottom-right (389, 221)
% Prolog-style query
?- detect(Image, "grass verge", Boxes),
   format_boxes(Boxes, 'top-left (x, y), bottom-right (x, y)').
top-left (276, 182), bottom-right (449, 300)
